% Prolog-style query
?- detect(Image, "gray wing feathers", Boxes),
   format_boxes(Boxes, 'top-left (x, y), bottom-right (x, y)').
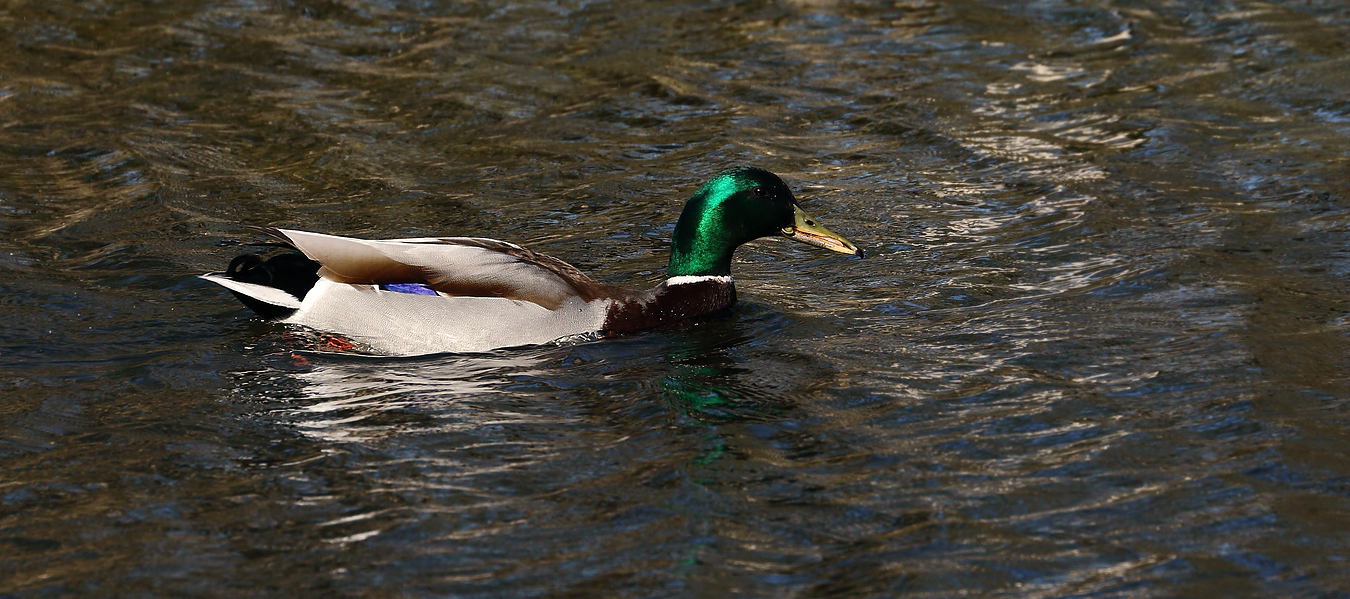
top-left (275, 229), bottom-right (598, 309)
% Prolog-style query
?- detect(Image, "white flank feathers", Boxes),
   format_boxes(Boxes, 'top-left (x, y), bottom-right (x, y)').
top-left (283, 279), bottom-right (613, 356)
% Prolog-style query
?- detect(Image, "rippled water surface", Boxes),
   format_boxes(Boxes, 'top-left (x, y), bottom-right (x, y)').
top-left (3, 0), bottom-right (1348, 596)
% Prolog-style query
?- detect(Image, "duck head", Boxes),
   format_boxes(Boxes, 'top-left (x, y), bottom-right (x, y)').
top-left (667, 166), bottom-right (860, 277)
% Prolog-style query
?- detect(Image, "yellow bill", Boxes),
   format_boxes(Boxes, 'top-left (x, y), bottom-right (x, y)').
top-left (781, 204), bottom-right (861, 256)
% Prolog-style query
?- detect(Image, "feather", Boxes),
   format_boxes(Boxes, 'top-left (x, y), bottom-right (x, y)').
top-left (273, 229), bottom-right (610, 310)
top-left (199, 273), bottom-right (303, 309)
top-left (285, 278), bottom-right (612, 354)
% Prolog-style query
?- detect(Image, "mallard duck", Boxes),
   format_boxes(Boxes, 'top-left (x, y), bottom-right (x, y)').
top-left (201, 166), bottom-right (860, 355)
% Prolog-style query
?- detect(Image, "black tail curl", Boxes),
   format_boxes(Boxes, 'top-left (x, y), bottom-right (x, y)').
top-left (223, 251), bottom-right (321, 319)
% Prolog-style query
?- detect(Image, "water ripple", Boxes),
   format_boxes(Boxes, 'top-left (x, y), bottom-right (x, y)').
top-left (2, 0), bottom-right (1348, 596)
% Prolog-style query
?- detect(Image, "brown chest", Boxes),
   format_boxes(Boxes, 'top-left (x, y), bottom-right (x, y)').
top-left (600, 279), bottom-right (737, 334)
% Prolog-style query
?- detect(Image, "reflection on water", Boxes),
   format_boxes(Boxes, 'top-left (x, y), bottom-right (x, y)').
top-left (285, 353), bottom-right (550, 443)
top-left (1, 0), bottom-right (1348, 596)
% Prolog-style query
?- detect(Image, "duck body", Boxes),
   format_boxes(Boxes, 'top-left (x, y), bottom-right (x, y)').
top-left (201, 167), bottom-right (858, 356)
top-left (204, 234), bottom-right (738, 354)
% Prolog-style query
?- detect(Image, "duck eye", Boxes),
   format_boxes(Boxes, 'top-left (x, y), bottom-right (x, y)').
top-left (751, 187), bottom-right (767, 197)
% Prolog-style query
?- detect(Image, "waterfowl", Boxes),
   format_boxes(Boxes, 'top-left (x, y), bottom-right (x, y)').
top-left (201, 166), bottom-right (860, 355)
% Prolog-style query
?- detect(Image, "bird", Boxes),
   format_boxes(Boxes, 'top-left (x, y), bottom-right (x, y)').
top-left (200, 166), bottom-right (860, 356)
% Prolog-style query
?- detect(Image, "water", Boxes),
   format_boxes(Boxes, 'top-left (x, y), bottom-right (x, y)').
top-left (2, 0), bottom-right (1347, 596)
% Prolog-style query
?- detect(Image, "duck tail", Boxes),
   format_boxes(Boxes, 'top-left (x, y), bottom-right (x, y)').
top-left (200, 251), bottom-right (320, 319)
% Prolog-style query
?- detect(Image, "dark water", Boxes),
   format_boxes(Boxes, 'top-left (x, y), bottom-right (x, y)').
top-left (3, 0), bottom-right (1348, 596)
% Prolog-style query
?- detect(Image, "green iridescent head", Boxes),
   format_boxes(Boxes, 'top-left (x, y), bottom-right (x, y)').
top-left (666, 166), bottom-right (860, 277)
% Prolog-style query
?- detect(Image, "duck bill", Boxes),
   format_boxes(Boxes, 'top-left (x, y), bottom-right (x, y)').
top-left (781, 204), bottom-right (860, 255)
